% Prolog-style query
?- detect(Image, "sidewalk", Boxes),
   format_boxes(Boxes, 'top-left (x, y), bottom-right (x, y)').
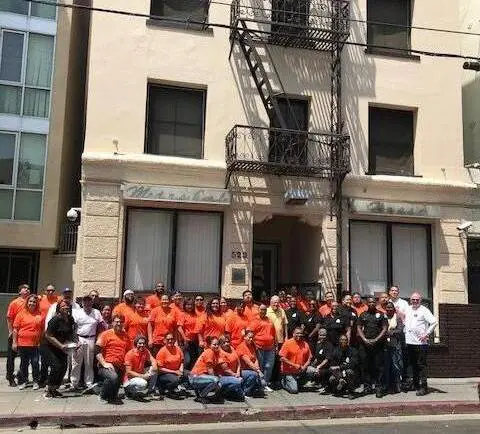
top-left (0, 378), bottom-right (478, 430)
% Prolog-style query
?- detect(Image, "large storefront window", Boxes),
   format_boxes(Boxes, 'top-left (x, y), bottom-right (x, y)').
top-left (124, 209), bottom-right (222, 292)
top-left (349, 220), bottom-right (431, 299)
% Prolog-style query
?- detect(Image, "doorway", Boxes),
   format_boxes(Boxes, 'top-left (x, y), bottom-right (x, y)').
top-left (252, 243), bottom-right (278, 301)
top-left (467, 238), bottom-right (480, 304)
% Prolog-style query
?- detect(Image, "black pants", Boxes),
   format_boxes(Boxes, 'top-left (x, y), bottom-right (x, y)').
top-left (6, 335), bottom-right (19, 382)
top-left (359, 342), bottom-right (385, 390)
top-left (183, 341), bottom-right (200, 371)
top-left (98, 366), bottom-right (124, 401)
top-left (407, 344), bottom-right (428, 389)
top-left (18, 346), bottom-right (40, 384)
top-left (328, 368), bottom-right (357, 393)
top-left (39, 344), bottom-right (68, 389)
top-left (157, 373), bottom-right (182, 392)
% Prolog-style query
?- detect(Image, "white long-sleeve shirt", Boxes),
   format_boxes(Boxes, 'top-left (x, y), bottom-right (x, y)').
top-left (404, 305), bottom-right (437, 345)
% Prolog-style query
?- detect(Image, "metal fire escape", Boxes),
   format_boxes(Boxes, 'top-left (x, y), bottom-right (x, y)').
top-left (226, 0), bottom-right (351, 213)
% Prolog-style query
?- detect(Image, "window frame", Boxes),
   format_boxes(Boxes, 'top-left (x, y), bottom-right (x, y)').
top-left (348, 219), bottom-right (433, 303)
top-left (145, 83), bottom-right (206, 160)
top-left (0, 130), bottom-right (48, 222)
top-left (149, 0), bottom-right (210, 30)
top-left (0, 29), bottom-right (56, 119)
top-left (123, 207), bottom-right (224, 293)
top-left (0, 248), bottom-right (40, 294)
top-left (368, 106), bottom-right (416, 177)
top-left (0, 1), bottom-right (57, 20)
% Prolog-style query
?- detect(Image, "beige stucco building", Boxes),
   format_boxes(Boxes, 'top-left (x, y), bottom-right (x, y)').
top-left (75, 0), bottom-right (479, 323)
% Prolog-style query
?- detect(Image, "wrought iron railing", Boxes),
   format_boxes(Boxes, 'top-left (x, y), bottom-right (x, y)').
top-left (226, 125), bottom-right (350, 178)
top-left (230, 0), bottom-right (350, 51)
top-left (58, 222), bottom-right (79, 254)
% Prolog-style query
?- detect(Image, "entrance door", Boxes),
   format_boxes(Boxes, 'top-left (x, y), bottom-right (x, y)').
top-left (468, 238), bottom-right (480, 304)
top-left (252, 243), bottom-right (278, 301)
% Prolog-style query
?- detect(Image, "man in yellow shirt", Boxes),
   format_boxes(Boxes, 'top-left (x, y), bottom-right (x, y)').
top-left (266, 295), bottom-right (288, 387)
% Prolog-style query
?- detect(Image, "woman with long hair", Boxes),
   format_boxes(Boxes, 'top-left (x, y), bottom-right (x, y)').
top-left (198, 298), bottom-right (226, 349)
top-left (177, 298), bottom-right (200, 370)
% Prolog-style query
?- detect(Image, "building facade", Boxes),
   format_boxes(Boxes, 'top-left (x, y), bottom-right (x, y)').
top-left (78, 0), bottom-right (476, 328)
top-left (0, 0), bottom-right (89, 347)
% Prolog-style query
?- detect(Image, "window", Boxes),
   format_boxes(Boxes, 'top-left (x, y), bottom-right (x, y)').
top-left (467, 239), bottom-right (480, 304)
top-left (367, 0), bottom-right (411, 55)
top-left (0, 131), bottom-right (47, 221)
top-left (271, 0), bottom-right (309, 38)
top-left (146, 85), bottom-right (205, 159)
top-left (0, 249), bottom-right (39, 293)
top-left (0, 0), bottom-right (56, 19)
top-left (124, 209), bottom-right (222, 292)
top-left (150, 0), bottom-right (209, 28)
top-left (368, 106), bottom-right (415, 176)
top-left (349, 221), bottom-right (431, 300)
top-left (0, 30), bottom-right (55, 118)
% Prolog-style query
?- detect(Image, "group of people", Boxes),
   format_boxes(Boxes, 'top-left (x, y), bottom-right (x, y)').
top-left (5, 281), bottom-right (437, 404)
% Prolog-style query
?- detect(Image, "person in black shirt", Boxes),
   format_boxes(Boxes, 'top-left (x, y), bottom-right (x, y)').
top-left (303, 300), bottom-right (322, 351)
top-left (40, 300), bottom-right (77, 398)
top-left (285, 296), bottom-right (306, 338)
top-left (311, 328), bottom-right (333, 389)
top-left (337, 294), bottom-right (358, 345)
top-left (328, 334), bottom-right (359, 399)
top-left (358, 297), bottom-right (388, 398)
top-left (384, 301), bottom-right (404, 394)
top-left (323, 302), bottom-right (350, 347)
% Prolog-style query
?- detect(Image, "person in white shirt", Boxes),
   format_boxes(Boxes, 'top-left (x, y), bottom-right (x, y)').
top-left (403, 292), bottom-right (437, 396)
top-left (45, 288), bottom-right (80, 331)
top-left (71, 295), bottom-right (105, 391)
top-left (388, 286), bottom-right (409, 319)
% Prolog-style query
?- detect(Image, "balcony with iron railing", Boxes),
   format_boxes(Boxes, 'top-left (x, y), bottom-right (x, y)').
top-left (58, 222), bottom-right (79, 254)
top-left (225, 125), bottom-right (350, 180)
top-left (230, 0), bottom-right (350, 51)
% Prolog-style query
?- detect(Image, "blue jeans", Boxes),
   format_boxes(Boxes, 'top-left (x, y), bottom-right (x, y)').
top-left (219, 375), bottom-right (244, 400)
top-left (257, 348), bottom-right (275, 384)
top-left (384, 345), bottom-right (403, 390)
top-left (99, 366), bottom-right (124, 401)
top-left (241, 370), bottom-right (265, 396)
top-left (189, 374), bottom-right (219, 398)
top-left (281, 366), bottom-right (316, 394)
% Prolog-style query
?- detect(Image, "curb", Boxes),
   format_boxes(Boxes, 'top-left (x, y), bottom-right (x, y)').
top-left (1, 401), bottom-right (479, 429)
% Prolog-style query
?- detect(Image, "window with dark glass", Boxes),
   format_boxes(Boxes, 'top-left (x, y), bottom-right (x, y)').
top-left (146, 85), bottom-right (205, 159)
top-left (0, 249), bottom-right (39, 293)
top-left (367, 0), bottom-right (411, 54)
top-left (150, 0), bottom-right (209, 28)
top-left (368, 106), bottom-right (414, 176)
top-left (271, 0), bottom-right (309, 38)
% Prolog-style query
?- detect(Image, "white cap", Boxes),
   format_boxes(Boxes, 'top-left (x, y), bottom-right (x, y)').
top-left (123, 289), bottom-right (134, 296)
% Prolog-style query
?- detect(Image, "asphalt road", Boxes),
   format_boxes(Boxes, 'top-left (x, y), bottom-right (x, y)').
top-left (12, 415), bottom-right (480, 434)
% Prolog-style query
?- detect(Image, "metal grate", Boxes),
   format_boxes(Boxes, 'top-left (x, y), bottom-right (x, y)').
top-left (58, 222), bottom-right (79, 254)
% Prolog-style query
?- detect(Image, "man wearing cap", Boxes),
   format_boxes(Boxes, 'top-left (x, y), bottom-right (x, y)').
top-left (145, 282), bottom-right (165, 315)
top-left (113, 290), bottom-right (136, 319)
top-left (45, 288), bottom-right (80, 330)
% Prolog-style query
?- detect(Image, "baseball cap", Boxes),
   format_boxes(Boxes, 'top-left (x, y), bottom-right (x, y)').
top-left (123, 289), bottom-right (134, 296)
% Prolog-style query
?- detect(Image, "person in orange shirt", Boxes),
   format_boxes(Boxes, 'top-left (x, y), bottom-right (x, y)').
top-left (124, 298), bottom-right (149, 343)
top-left (242, 290), bottom-right (259, 322)
top-left (156, 333), bottom-right (186, 399)
top-left (112, 289), bottom-right (136, 321)
top-left (220, 297), bottom-right (234, 320)
top-left (38, 284), bottom-right (58, 317)
top-left (279, 327), bottom-right (315, 394)
top-left (278, 289), bottom-right (289, 311)
top-left (12, 294), bottom-right (44, 390)
top-left (96, 314), bottom-right (132, 404)
top-left (170, 291), bottom-right (184, 317)
top-left (189, 336), bottom-right (224, 403)
top-left (319, 291), bottom-right (335, 318)
top-left (296, 289), bottom-right (316, 313)
top-left (148, 294), bottom-right (178, 356)
top-left (6, 284), bottom-right (30, 386)
top-left (250, 304), bottom-right (276, 391)
top-left (145, 282), bottom-right (166, 314)
top-left (217, 335), bottom-right (244, 401)
top-left (194, 295), bottom-right (206, 317)
top-left (352, 292), bottom-right (368, 316)
top-left (123, 335), bottom-right (158, 400)
top-left (177, 298), bottom-right (200, 370)
top-left (225, 302), bottom-right (248, 348)
top-left (236, 330), bottom-right (265, 397)
top-left (198, 298), bottom-right (226, 348)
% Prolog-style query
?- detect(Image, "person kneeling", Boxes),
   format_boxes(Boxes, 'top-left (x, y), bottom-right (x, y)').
top-left (156, 333), bottom-right (186, 400)
top-left (236, 330), bottom-right (266, 397)
top-left (328, 334), bottom-right (359, 400)
top-left (123, 335), bottom-right (158, 401)
top-left (279, 327), bottom-right (315, 394)
top-left (217, 335), bottom-right (244, 402)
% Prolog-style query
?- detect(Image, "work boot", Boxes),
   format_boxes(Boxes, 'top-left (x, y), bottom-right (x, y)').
top-left (416, 387), bottom-right (428, 396)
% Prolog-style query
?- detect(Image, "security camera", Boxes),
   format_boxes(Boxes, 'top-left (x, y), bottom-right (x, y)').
top-left (457, 220), bottom-right (473, 231)
top-left (66, 208), bottom-right (79, 222)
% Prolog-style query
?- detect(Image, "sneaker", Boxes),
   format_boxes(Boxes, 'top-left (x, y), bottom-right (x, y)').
top-left (264, 386), bottom-right (273, 393)
top-left (348, 392), bottom-right (357, 400)
top-left (32, 383), bottom-right (40, 391)
top-left (82, 383), bottom-right (98, 395)
top-left (51, 389), bottom-right (63, 398)
top-left (44, 391), bottom-right (54, 399)
top-left (8, 379), bottom-right (17, 387)
top-left (416, 387), bottom-right (428, 396)
top-left (375, 388), bottom-right (384, 398)
top-left (18, 383), bottom-right (27, 390)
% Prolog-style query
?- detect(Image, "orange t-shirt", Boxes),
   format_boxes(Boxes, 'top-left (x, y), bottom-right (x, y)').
top-left (353, 304), bottom-right (368, 316)
top-left (250, 317), bottom-right (276, 350)
top-left (149, 306), bottom-right (177, 344)
top-left (124, 348), bottom-right (151, 382)
top-left (296, 299), bottom-right (309, 312)
top-left (156, 344), bottom-right (184, 371)
top-left (112, 302), bottom-right (135, 322)
top-left (125, 311), bottom-right (149, 342)
top-left (243, 304), bottom-right (260, 322)
top-left (178, 312), bottom-right (200, 341)
top-left (319, 304), bottom-right (333, 318)
top-left (145, 294), bottom-right (162, 314)
top-left (222, 309), bottom-right (234, 321)
top-left (279, 338), bottom-right (312, 374)
top-left (225, 313), bottom-right (248, 348)
top-left (218, 348), bottom-right (240, 374)
top-left (236, 341), bottom-right (258, 369)
top-left (39, 295), bottom-right (58, 317)
top-left (97, 329), bottom-right (132, 367)
top-left (191, 348), bottom-right (224, 375)
top-left (13, 309), bottom-right (44, 347)
top-left (199, 313), bottom-right (226, 339)
top-left (7, 297), bottom-right (27, 322)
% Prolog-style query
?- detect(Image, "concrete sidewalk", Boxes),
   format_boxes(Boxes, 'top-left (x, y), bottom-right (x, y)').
top-left (0, 378), bottom-right (478, 430)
